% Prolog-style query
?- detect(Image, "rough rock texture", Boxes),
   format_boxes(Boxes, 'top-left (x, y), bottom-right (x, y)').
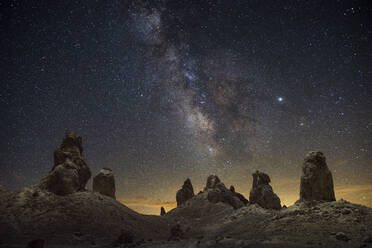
top-left (205, 175), bottom-right (221, 190)
top-left (160, 207), bottom-right (166, 216)
top-left (300, 151), bottom-right (336, 202)
top-left (39, 131), bottom-right (91, 195)
top-left (167, 196), bottom-right (372, 248)
top-left (249, 170), bottom-right (281, 210)
top-left (204, 175), bottom-right (245, 209)
top-left (230, 185), bottom-right (249, 205)
top-left (176, 178), bottom-right (194, 206)
top-left (169, 224), bottom-right (183, 241)
top-left (93, 168), bottom-right (116, 199)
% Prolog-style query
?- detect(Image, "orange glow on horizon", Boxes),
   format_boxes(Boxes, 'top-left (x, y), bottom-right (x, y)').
top-left (119, 183), bottom-right (372, 215)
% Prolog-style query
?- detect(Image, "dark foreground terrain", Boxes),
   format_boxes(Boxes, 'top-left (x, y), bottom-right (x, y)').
top-left (0, 186), bottom-right (372, 248)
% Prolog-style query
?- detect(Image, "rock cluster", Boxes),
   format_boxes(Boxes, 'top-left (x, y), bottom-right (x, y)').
top-left (300, 151), bottom-right (336, 202)
top-left (176, 178), bottom-right (195, 206)
top-left (39, 131), bottom-right (91, 195)
top-left (93, 168), bottom-right (116, 199)
top-left (204, 175), bottom-right (245, 209)
top-left (249, 170), bottom-right (281, 210)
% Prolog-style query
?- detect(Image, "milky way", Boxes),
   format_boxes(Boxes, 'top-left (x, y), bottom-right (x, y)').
top-left (1, 0), bottom-right (371, 214)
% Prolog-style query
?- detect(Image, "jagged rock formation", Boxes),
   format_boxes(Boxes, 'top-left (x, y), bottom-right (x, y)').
top-left (300, 151), bottom-right (336, 202)
top-left (176, 178), bottom-right (195, 206)
top-left (204, 175), bottom-right (245, 209)
top-left (205, 174), bottom-right (221, 190)
top-left (230, 185), bottom-right (249, 205)
top-left (249, 170), bottom-right (281, 210)
top-left (93, 168), bottom-right (116, 199)
top-left (39, 131), bottom-right (91, 195)
top-left (160, 207), bottom-right (166, 216)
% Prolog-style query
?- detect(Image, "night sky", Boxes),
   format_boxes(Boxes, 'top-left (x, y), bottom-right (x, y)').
top-left (1, 0), bottom-right (371, 214)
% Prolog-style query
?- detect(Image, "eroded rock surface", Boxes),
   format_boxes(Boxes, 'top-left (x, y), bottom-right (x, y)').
top-left (300, 151), bottom-right (336, 202)
top-left (93, 168), bottom-right (116, 199)
top-left (176, 178), bottom-right (195, 206)
top-left (204, 175), bottom-right (245, 209)
top-left (39, 131), bottom-right (91, 195)
top-left (249, 170), bottom-right (281, 210)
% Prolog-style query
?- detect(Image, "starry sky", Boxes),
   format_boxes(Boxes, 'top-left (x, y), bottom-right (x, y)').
top-left (1, 0), bottom-right (372, 214)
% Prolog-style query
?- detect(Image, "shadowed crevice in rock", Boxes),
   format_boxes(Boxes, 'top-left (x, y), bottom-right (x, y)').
top-left (230, 185), bottom-right (249, 205)
top-left (249, 170), bottom-right (281, 210)
top-left (299, 151), bottom-right (336, 202)
top-left (39, 131), bottom-right (91, 195)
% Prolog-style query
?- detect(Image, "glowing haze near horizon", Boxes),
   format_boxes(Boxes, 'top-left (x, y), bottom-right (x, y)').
top-left (1, 1), bottom-right (371, 215)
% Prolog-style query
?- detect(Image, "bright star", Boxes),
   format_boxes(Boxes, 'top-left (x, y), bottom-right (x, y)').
top-left (277, 97), bottom-right (284, 102)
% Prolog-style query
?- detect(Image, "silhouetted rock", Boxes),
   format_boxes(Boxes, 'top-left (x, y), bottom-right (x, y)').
top-left (93, 168), bottom-right (116, 199)
top-left (39, 131), bottom-right (91, 195)
top-left (176, 178), bottom-right (194, 206)
top-left (230, 185), bottom-right (249, 205)
top-left (204, 175), bottom-right (244, 209)
top-left (249, 170), bottom-right (281, 210)
top-left (160, 207), bottom-right (166, 216)
top-left (300, 151), bottom-right (336, 202)
top-left (27, 239), bottom-right (44, 248)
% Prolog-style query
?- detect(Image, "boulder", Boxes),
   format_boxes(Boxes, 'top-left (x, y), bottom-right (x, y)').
top-left (249, 170), bottom-right (281, 210)
top-left (160, 207), bottom-right (166, 216)
top-left (204, 175), bottom-right (244, 209)
top-left (39, 131), bottom-right (91, 195)
top-left (93, 168), bottom-right (116, 199)
top-left (300, 151), bottom-right (336, 202)
top-left (176, 178), bottom-right (194, 206)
